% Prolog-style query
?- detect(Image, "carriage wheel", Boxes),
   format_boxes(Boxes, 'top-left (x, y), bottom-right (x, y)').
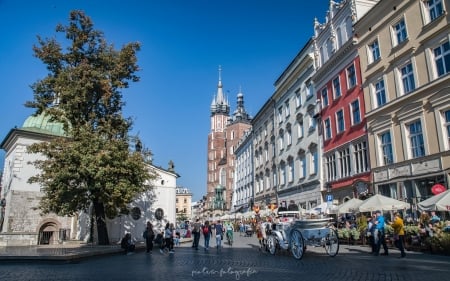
top-left (324, 228), bottom-right (339, 257)
top-left (267, 235), bottom-right (277, 255)
top-left (289, 229), bottom-right (305, 260)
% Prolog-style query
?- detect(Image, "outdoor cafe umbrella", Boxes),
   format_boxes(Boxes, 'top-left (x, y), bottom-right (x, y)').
top-left (306, 202), bottom-right (338, 215)
top-left (336, 198), bottom-right (363, 214)
top-left (418, 189), bottom-right (450, 211)
top-left (358, 194), bottom-right (410, 212)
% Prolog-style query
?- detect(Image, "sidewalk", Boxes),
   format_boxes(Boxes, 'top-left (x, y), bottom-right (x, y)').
top-left (0, 238), bottom-right (196, 263)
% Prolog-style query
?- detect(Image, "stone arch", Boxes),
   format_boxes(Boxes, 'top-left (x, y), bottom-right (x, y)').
top-left (37, 219), bottom-right (61, 245)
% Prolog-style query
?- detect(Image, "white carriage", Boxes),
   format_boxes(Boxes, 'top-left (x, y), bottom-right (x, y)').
top-left (265, 211), bottom-right (339, 260)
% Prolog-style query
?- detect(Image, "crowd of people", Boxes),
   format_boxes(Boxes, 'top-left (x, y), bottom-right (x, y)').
top-left (120, 218), bottom-right (239, 255)
top-left (119, 209), bottom-right (446, 257)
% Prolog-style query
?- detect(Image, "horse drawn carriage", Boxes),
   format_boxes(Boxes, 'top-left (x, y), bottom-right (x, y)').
top-left (262, 211), bottom-right (339, 260)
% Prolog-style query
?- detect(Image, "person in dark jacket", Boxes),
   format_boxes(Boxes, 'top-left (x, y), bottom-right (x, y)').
top-left (121, 233), bottom-right (135, 255)
top-left (143, 221), bottom-right (155, 254)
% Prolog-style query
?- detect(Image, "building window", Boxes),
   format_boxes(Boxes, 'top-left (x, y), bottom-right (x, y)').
top-left (295, 90), bottom-right (302, 108)
top-left (285, 100), bottom-right (290, 118)
top-left (288, 158), bottom-right (294, 183)
top-left (308, 113), bottom-right (316, 131)
top-left (445, 110), bottom-right (450, 148)
top-left (327, 38), bottom-right (334, 57)
top-left (354, 141), bottom-right (368, 174)
top-left (310, 150), bottom-right (318, 175)
top-left (324, 118), bottom-right (332, 140)
top-left (434, 41), bottom-right (450, 77)
top-left (380, 131), bottom-right (394, 165)
top-left (374, 79), bottom-right (387, 108)
top-left (400, 62), bottom-right (416, 95)
top-left (264, 145), bottom-right (269, 162)
top-left (339, 148), bottom-right (352, 178)
top-left (306, 82), bottom-right (314, 99)
top-left (347, 64), bottom-right (357, 89)
top-left (336, 109), bottom-right (345, 133)
top-left (280, 164), bottom-right (286, 185)
top-left (408, 120), bottom-right (425, 158)
top-left (425, 0), bottom-right (444, 23)
top-left (351, 100), bottom-right (361, 125)
top-left (287, 129), bottom-right (292, 146)
top-left (368, 39), bottom-right (381, 63)
top-left (298, 155), bottom-right (306, 179)
top-left (272, 170), bottom-right (277, 188)
top-left (326, 154), bottom-right (336, 181)
top-left (277, 107), bottom-right (283, 123)
top-left (278, 134), bottom-right (284, 151)
top-left (393, 18), bottom-right (408, 46)
top-left (131, 207), bottom-right (142, 220)
top-left (297, 121), bottom-right (304, 139)
top-left (333, 77), bottom-right (341, 98)
top-left (336, 27), bottom-right (342, 48)
top-left (321, 87), bottom-right (329, 107)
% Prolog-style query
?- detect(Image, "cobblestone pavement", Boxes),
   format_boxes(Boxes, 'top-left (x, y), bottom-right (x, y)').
top-left (1, 233), bottom-right (449, 281)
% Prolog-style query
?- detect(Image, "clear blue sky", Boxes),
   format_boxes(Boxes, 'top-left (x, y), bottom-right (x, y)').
top-left (0, 0), bottom-right (330, 201)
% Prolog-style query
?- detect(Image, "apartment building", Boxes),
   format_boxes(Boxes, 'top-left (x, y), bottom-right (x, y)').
top-left (313, 0), bottom-right (378, 204)
top-left (232, 129), bottom-right (253, 212)
top-left (271, 39), bottom-right (322, 210)
top-left (355, 0), bottom-right (450, 209)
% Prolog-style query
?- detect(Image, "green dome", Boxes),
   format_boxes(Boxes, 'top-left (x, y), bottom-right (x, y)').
top-left (22, 112), bottom-right (66, 137)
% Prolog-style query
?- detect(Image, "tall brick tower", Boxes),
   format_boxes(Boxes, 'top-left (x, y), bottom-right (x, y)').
top-left (206, 66), bottom-right (251, 217)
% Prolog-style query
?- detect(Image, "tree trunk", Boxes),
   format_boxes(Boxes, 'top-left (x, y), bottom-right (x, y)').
top-left (93, 199), bottom-right (110, 245)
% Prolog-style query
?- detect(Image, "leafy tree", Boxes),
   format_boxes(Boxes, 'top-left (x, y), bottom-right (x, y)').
top-left (176, 212), bottom-right (189, 224)
top-left (26, 10), bottom-right (155, 245)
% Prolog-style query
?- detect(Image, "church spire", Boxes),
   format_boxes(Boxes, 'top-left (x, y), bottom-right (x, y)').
top-left (210, 65), bottom-right (230, 115)
top-left (230, 86), bottom-right (252, 124)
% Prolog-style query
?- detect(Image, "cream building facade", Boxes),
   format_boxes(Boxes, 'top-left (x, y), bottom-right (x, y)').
top-left (355, 0), bottom-right (450, 209)
top-left (175, 187), bottom-right (192, 220)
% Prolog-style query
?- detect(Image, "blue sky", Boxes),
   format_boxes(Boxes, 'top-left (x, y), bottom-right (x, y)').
top-left (0, 0), bottom-right (330, 201)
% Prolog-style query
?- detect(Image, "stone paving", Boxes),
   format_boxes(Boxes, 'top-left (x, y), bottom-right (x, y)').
top-left (0, 233), bottom-right (449, 281)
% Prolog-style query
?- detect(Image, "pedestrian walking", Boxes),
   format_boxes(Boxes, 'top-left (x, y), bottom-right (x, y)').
top-left (374, 210), bottom-right (388, 256)
top-left (215, 220), bottom-right (224, 250)
top-left (160, 222), bottom-right (175, 254)
top-left (202, 221), bottom-right (212, 250)
top-left (390, 212), bottom-right (406, 258)
top-left (143, 221), bottom-right (155, 254)
top-left (192, 218), bottom-right (201, 250)
top-left (366, 214), bottom-right (376, 253)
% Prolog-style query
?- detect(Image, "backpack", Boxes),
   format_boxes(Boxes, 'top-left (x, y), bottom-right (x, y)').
top-left (203, 226), bottom-right (209, 235)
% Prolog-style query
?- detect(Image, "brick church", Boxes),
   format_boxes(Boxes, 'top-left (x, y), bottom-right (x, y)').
top-left (206, 66), bottom-right (252, 218)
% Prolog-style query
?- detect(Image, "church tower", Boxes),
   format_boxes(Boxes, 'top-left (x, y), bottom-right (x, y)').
top-left (206, 66), bottom-right (251, 216)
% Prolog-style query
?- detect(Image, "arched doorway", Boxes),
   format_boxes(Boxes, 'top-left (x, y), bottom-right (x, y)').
top-left (38, 222), bottom-right (58, 245)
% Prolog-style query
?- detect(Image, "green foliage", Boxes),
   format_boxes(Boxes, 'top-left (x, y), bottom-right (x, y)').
top-left (25, 10), bottom-right (155, 244)
top-left (356, 214), bottom-right (367, 233)
top-left (176, 213), bottom-right (189, 224)
top-left (385, 224), bottom-right (394, 235)
top-left (405, 225), bottom-right (419, 236)
top-left (427, 222), bottom-right (450, 255)
top-left (338, 228), bottom-right (350, 239)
